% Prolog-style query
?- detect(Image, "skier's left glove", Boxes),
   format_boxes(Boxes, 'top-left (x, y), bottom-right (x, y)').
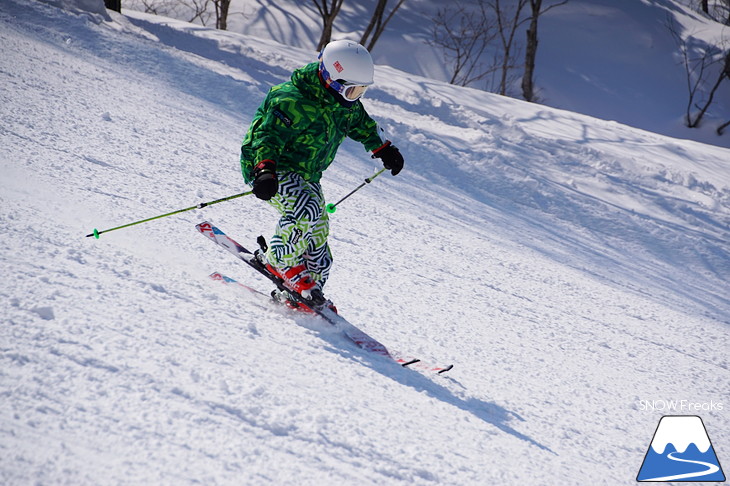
top-left (252, 159), bottom-right (278, 200)
top-left (372, 141), bottom-right (404, 176)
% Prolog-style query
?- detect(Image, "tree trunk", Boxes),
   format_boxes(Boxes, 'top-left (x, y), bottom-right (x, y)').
top-left (689, 52), bottom-right (729, 128)
top-left (361, 0), bottom-right (387, 47)
top-left (717, 118), bottom-right (730, 135)
top-left (314, 0), bottom-right (345, 51)
top-left (318, 19), bottom-right (334, 51)
top-left (493, 0), bottom-right (527, 96)
top-left (362, 0), bottom-right (407, 51)
top-left (521, 0), bottom-right (541, 101)
top-left (104, 0), bottom-right (121, 13)
top-left (216, 0), bottom-right (231, 30)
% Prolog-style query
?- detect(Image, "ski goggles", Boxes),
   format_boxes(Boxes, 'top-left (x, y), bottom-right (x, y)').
top-left (319, 63), bottom-right (369, 101)
top-left (339, 82), bottom-right (369, 101)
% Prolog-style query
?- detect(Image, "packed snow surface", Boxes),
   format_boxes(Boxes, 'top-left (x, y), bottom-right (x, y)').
top-left (1, 0), bottom-right (728, 485)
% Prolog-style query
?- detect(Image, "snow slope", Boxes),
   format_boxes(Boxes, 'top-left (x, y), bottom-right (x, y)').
top-left (153, 0), bottom-right (730, 148)
top-left (1, 1), bottom-right (729, 485)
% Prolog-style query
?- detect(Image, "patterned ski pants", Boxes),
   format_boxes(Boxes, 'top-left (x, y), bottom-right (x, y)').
top-left (265, 171), bottom-right (333, 287)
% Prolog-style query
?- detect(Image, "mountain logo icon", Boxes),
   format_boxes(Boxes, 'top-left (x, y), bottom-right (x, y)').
top-left (637, 415), bottom-right (726, 482)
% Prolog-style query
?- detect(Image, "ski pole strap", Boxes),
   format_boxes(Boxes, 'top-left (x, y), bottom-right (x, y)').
top-left (86, 191), bottom-right (253, 238)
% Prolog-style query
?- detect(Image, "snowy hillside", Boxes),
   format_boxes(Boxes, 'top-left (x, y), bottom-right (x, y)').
top-left (133, 0), bottom-right (730, 148)
top-left (1, 0), bottom-right (729, 485)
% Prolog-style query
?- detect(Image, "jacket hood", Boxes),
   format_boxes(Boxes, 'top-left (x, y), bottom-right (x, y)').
top-left (291, 62), bottom-right (355, 108)
top-left (291, 63), bottom-right (331, 104)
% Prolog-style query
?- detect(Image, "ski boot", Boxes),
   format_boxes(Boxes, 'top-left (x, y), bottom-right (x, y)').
top-left (255, 237), bottom-right (336, 313)
top-left (266, 266), bottom-right (337, 314)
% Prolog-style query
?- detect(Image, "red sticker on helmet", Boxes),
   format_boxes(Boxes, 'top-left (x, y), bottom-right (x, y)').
top-left (333, 61), bottom-right (344, 73)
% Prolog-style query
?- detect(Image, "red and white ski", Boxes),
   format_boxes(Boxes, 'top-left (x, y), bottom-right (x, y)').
top-left (197, 222), bottom-right (452, 375)
top-left (209, 271), bottom-right (452, 373)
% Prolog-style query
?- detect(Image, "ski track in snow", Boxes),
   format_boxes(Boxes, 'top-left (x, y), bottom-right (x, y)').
top-left (1, 1), bottom-right (728, 485)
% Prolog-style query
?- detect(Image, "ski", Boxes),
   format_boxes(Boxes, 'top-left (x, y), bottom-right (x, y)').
top-left (209, 271), bottom-right (265, 297)
top-left (210, 271), bottom-right (453, 374)
top-left (209, 271), bottom-right (322, 315)
top-left (197, 222), bottom-right (452, 374)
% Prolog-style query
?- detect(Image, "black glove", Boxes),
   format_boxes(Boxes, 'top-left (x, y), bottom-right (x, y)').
top-left (372, 141), bottom-right (404, 176)
top-left (252, 159), bottom-right (278, 200)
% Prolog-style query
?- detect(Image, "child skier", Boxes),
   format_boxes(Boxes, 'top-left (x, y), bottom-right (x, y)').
top-left (240, 40), bottom-right (404, 310)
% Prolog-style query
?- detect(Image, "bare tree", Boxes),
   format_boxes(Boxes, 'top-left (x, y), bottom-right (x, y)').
top-left (104, 0), bottom-right (121, 13)
top-left (703, 0), bottom-right (730, 24)
top-left (693, 51), bottom-right (730, 128)
top-left (136, 0), bottom-right (167, 16)
top-left (360, 0), bottom-right (407, 51)
top-left (429, 0), bottom-right (498, 86)
top-left (212, 0), bottom-right (232, 30)
top-left (718, 118), bottom-right (730, 134)
top-left (521, 0), bottom-right (567, 102)
top-left (313, 0), bottom-right (345, 51)
top-left (695, 0), bottom-right (730, 24)
top-left (185, 0), bottom-right (210, 25)
top-left (715, 53), bottom-right (730, 134)
top-left (430, 0), bottom-right (539, 96)
top-left (491, 0), bottom-right (529, 96)
top-left (667, 16), bottom-right (727, 128)
top-left (136, 0), bottom-right (211, 25)
top-left (716, 0), bottom-right (730, 25)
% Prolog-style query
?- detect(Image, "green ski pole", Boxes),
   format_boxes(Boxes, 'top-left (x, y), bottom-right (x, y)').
top-left (325, 168), bottom-right (387, 214)
top-left (86, 191), bottom-right (253, 239)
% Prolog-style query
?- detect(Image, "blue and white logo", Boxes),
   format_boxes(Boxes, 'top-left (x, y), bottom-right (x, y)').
top-left (637, 415), bottom-right (726, 482)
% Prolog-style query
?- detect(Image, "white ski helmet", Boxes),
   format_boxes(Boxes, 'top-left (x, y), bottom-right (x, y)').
top-left (318, 40), bottom-right (374, 101)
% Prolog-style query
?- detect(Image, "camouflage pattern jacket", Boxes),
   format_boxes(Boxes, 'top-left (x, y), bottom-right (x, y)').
top-left (240, 62), bottom-right (384, 184)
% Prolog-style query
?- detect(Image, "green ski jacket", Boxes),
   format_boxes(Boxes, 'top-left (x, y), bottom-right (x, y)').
top-left (241, 62), bottom-right (384, 184)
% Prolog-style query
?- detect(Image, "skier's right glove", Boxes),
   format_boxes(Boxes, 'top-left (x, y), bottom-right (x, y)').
top-left (371, 141), bottom-right (404, 176)
top-left (252, 159), bottom-right (278, 200)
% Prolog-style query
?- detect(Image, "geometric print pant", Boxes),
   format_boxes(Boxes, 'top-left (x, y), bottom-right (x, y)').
top-left (265, 171), bottom-right (333, 288)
